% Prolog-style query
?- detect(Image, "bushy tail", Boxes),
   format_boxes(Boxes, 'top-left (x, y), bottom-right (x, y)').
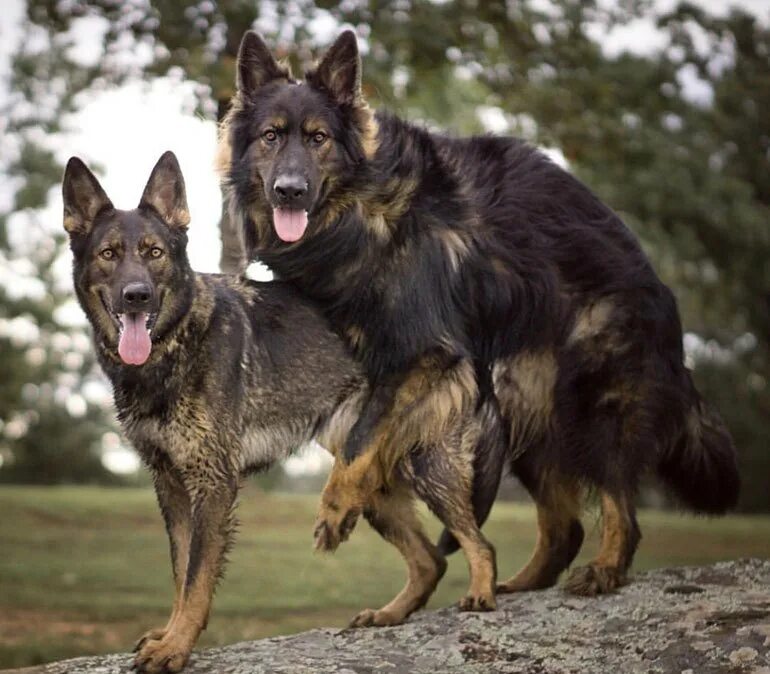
top-left (657, 387), bottom-right (740, 514)
top-left (437, 396), bottom-right (508, 555)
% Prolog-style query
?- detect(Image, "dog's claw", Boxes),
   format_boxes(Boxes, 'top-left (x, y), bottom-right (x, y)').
top-left (349, 608), bottom-right (377, 628)
top-left (133, 627), bottom-right (166, 653)
top-left (313, 506), bottom-right (360, 552)
top-left (564, 563), bottom-right (626, 596)
top-left (458, 593), bottom-right (497, 612)
top-left (313, 521), bottom-right (334, 551)
top-left (348, 607), bottom-right (406, 628)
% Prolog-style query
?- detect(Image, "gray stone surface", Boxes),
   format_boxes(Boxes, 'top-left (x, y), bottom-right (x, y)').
top-left (11, 559), bottom-right (770, 674)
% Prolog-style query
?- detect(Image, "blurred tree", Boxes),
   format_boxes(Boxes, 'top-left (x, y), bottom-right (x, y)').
top-left (0, 19), bottom-right (120, 483)
top-left (9, 0), bottom-right (769, 508)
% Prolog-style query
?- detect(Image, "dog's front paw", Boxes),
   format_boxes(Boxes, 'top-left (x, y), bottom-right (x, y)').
top-left (348, 607), bottom-right (406, 628)
top-left (563, 563), bottom-right (626, 596)
top-left (458, 591), bottom-right (497, 612)
top-left (133, 632), bottom-right (192, 673)
top-left (313, 504), bottom-right (360, 552)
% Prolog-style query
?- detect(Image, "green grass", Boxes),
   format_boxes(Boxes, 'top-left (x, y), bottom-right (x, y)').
top-left (1, 485), bottom-right (769, 669)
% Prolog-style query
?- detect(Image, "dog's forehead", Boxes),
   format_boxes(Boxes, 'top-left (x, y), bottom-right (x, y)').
top-left (252, 82), bottom-right (334, 126)
top-left (91, 209), bottom-right (167, 244)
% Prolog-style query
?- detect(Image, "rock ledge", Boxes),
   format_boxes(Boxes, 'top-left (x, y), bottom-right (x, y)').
top-left (14, 559), bottom-right (770, 673)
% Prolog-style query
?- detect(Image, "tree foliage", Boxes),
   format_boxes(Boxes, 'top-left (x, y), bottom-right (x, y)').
top-left (3, 0), bottom-right (768, 508)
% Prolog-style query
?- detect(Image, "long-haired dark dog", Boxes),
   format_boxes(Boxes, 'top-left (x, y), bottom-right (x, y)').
top-left (64, 152), bottom-right (506, 672)
top-left (218, 31), bottom-right (740, 599)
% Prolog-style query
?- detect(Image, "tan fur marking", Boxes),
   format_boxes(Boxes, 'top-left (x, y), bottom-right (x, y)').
top-left (264, 115), bottom-right (287, 130)
top-left (497, 475), bottom-right (582, 592)
top-left (302, 117), bottom-right (329, 134)
top-left (382, 357), bottom-right (478, 476)
top-left (327, 355), bottom-right (477, 486)
top-left (366, 213), bottom-right (390, 242)
top-left (316, 447), bottom-right (384, 547)
top-left (490, 257), bottom-right (509, 276)
top-left (569, 297), bottom-right (615, 344)
top-left (493, 350), bottom-right (557, 452)
top-left (595, 492), bottom-right (630, 569)
top-left (364, 177), bottom-right (415, 219)
top-left (315, 356), bottom-right (478, 547)
top-left (348, 485), bottom-right (444, 627)
top-left (563, 490), bottom-right (635, 596)
top-left (345, 325), bottom-right (366, 352)
top-left (175, 208), bottom-right (191, 228)
top-left (315, 389), bottom-right (366, 456)
top-left (134, 519), bottom-right (223, 672)
top-left (355, 103), bottom-right (380, 159)
top-left (214, 117), bottom-right (234, 179)
top-left (436, 229), bottom-right (472, 272)
top-left (599, 380), bottom-right (643, 410)
top-left (63, 214), bottom-right (80, 234)
top-left (451, 529), bottom-right (497, 610)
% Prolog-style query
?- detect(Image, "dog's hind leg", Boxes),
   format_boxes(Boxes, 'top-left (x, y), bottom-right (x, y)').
top-left (497, 467), bottom-right (584, 593)
top-left (564, 490), bottom-right (640, 596)
top-left (349, 482), bottom-right (447, 628)
top-left (134, 462), bottom-right (192, 653)
top-left (134, 467), bottom-right (238, 674)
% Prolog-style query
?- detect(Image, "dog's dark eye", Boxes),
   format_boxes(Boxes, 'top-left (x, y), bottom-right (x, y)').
top-left (100, 248), bottom-right (115, 260)
top-left (262, 129), bottom-right (278, 143)
top-left (312, 131), bottom-right (327, 145)
top-left (149, 247), bottom-right (164, 259)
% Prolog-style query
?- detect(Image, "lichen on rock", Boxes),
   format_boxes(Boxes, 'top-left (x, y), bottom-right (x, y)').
top-left (15, 559), bottom-right (770, 674)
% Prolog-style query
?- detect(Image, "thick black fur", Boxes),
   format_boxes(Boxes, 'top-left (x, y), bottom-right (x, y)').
top-left (221, 32), bottom-right (740, 560)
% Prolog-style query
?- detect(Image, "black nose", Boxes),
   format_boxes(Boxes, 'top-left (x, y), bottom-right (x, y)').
top-left (122, 282), bottom-right (153, 310)
top-left (273, 175), bottom-right (308, 205)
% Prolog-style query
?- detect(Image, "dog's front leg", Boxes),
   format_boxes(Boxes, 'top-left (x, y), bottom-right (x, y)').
top-left (313, 383), bottom-right (396, 552)
top-left (314, 356), bottom-right (478, 552)
top-left (134, 464), bottom-right (192, 654)
top-left (134, 470), bottom-right (238, 674)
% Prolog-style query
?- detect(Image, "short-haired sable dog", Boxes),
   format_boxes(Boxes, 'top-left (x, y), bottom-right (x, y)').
top-left (63, 152), bottom-right (505, 673)
top-left (218, 30), bottom-right (740, 600)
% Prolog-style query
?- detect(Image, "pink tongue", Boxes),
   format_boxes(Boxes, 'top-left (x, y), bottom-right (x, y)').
top-left (273, 208), bottom-right (308, 242)
top-left (118, 313), bottom-right (152, 365)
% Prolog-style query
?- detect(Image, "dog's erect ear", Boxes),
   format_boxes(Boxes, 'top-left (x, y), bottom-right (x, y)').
top-left (307, 30), bottom-right (362, 106)
top-left (62, 157), bottom-right (114, 236)
top-left (139, 151), bottom-right (190, 230)
top-left (237, 31), bottom-right (290, 95)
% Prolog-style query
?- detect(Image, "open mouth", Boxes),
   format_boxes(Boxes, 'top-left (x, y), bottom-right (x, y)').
top-left (98, 291), bottom-right (158, 366)
top-left (116, 312), bottom-right (156, 366)
top-left (272, 208), bottom-right (308, 243)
